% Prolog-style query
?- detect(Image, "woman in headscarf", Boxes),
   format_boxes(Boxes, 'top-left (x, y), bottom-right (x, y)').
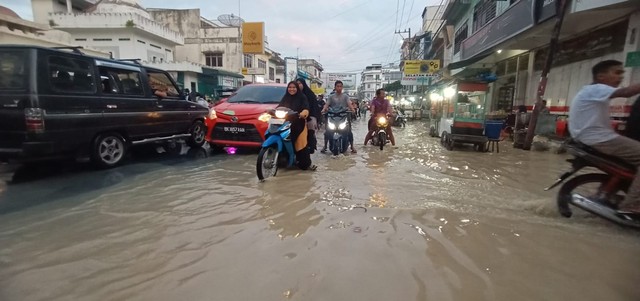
top-left (296, 78), bottom-right (320, 153)
top-left (278, 81), bottom-right (316, 170)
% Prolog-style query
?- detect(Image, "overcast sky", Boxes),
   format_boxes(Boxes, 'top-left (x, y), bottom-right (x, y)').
top-left (5, 0), bottom-right (443, 73)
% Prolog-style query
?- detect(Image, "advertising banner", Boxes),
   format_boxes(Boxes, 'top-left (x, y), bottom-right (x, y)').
top-left (325, 73), bottom-right (357, 90)
top-left (403, 60), bottom-right (440, 75)
top-left (242, 22), bottom-right (265, 54)
top-left (400, 73), bottom-right (440, 86)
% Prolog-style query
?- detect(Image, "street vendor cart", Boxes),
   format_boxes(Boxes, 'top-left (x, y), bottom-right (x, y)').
top-left (441, 90), bottom-right (489, 152)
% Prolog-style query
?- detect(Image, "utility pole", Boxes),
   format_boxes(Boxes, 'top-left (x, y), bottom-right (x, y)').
top-left (523, 0), bottom-right (571, 150)
top-left (395, 28), bottom-right (412, 60)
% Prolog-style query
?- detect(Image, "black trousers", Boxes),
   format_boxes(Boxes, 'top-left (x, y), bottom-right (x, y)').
top-left (289, 118), bottom-right (312, 170)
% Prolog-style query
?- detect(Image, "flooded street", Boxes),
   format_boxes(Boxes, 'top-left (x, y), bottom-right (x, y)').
top-left (1, 119), bottom-right (639, 301)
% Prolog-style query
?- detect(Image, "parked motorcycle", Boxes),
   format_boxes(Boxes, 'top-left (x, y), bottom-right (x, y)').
top-left (326, 108), bottom-right (351, 156)
top-left (393, 110), bottom-right (407, 128)
top-left (546, 139), bottom-right (640, 228)
top-left (256, 108), bottom-right (298, 181)
top-left (371, 115), bottom-right (390, 151)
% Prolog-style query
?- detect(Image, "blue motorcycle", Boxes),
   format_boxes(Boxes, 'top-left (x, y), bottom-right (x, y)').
top-left (256, 107), bottom-right (298, 180)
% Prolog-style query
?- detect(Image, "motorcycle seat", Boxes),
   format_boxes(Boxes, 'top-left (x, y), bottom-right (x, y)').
top-left (566, 140), bottom-right (636, 172)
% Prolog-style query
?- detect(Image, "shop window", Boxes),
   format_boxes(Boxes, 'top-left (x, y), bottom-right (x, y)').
top-left (495, 60), bottom-right (506, 76)
top-left (518, 53), bottom-right (529, 72)
top-left (205, 52), bottom-right (223, 67)
top-left (48, 55), bottom-right (95, 93)
top-left (454, 22), bottom-right (468, 54)
top-left (472, 0), bottom-right (497, 33)
top-left (506, 57), bottom-right (518, 74)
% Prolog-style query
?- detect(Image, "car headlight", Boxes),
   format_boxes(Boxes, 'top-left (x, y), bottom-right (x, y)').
top-left (258, 112), bottom-right (271, 122)
top-left (328, 122), bottom-right (336, 130)
top-left (275, 110), bottom-right (287, 119)
top-left (378, 117), bottom-right (387, 124)
top-left (338, 121), bottom-right (347, 129)
top-left (208, 109), bottom-right (217, 120)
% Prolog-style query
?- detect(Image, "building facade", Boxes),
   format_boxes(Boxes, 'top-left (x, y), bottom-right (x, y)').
top-left (427, 0), bottom-right (640, 121)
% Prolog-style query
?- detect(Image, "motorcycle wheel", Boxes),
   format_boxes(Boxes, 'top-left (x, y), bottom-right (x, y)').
top-left (331, 138), bottom-right (341, 156)
top-left (378, 132), bottom-right (386, 151)
top-left (256, 146), bottom-right (279, 181)
top-left (557, 173), bottom-right (622, 218)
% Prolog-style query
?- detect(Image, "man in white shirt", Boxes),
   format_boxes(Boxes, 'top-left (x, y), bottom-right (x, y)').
top-left (569, 60), bottom-right (640, 213)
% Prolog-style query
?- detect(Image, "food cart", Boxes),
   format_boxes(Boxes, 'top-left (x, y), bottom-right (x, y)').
top-left (439, 84), bottom-right (490, 151)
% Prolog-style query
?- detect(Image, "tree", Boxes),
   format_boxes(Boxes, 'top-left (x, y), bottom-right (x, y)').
top-left (384, 80), bottom-right (403, 93)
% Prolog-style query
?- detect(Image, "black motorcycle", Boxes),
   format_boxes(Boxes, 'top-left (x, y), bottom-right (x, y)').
top-left (325, 109), bottom-right (351, 156)
top-left (546, 139), bottom-right (640, 228)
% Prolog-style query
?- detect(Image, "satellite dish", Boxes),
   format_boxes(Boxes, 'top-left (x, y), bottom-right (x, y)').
top-left (217, 14), bottom-right (245, 27)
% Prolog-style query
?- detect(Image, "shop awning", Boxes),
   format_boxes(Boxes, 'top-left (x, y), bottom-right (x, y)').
top-left (447, 50), bottom-right (493, 70)
top-left (201, 67), bottom-right (244, 78)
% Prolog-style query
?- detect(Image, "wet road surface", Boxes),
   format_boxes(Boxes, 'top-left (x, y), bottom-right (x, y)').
top-left (1, 118), bottom-right (639, 301)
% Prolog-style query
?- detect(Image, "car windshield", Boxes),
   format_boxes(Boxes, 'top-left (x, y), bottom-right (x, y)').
top-left (226, 85), bottom-right (286, 104)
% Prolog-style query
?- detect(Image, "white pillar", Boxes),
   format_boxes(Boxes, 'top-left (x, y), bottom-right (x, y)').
top-left (66, 0), bottom-right (72, 13)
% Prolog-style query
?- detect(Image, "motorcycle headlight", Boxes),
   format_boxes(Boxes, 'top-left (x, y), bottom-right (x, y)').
top-left (275, 110), bottom-right (287, 119)
top-left (328, 122), bottom-right (336, 130)
top-left (208, 109), bottom-right (217, 120)
top-left (258, 112), bottom-right (271, 122)
top-left (378, 117), bottom-right (387, 124)
top-left (338, 121), bottom-right (347, 129)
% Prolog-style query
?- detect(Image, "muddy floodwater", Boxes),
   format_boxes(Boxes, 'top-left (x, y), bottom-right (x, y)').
top-left (0, 119), bottom-right (639, 301)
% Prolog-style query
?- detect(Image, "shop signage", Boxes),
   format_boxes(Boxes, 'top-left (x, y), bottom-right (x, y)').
top-left (536, 0), bottom-right (557, 23)
top-left (403, 60), bottom-right (440, 75)
top-left (626, 51), bottom-right (640, 68)
top-left (460, 0), bottom-right (535, 61)
top-left (242, 22), bottom-right (265, 54)
top-left (401, 73), bottom-right (440, 86)
top-left (222, 77), bottom-right (235, 88)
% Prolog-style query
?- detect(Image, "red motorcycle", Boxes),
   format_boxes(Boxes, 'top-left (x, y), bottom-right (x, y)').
top-left (546, 139), bottom-right (640, 228)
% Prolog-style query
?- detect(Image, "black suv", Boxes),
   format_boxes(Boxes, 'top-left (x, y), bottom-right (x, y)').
top-left (0, 45), bottom-right (210, 168)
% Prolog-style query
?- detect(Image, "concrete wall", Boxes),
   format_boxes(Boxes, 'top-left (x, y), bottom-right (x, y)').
top-left (32, 0), bottom-right (74, 24)
top-left (67, 29), bottom-right (175, 61)
top-left (149, 9), bottom-right (201, 39)
top-left (0, 25), bottom-right (109, 58)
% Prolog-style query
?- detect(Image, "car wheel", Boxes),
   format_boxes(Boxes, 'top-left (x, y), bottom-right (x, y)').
top-left (91, 133), bottom-right (127, 168)
top-left (187, 120), bottom-right (206, 148)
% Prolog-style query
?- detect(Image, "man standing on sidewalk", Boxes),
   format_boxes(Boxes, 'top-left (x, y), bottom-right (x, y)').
top-left (569, 60), bottom-right (640, 213)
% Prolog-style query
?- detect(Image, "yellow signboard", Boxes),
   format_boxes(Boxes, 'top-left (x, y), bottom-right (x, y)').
top-left (242, 22), bottom-right (265, 54)
top-left (241, 68), bottom-right (248, 75)
top-left (312, 87), bottom-right (325, 95)
top-left (404, 60), bottom-right (440, 75)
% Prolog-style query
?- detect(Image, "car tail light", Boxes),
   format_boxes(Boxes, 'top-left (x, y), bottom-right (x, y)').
top-left (25, 108), bottom-right (45, 133)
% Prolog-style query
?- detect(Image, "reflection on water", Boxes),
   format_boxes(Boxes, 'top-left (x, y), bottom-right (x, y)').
top-left (0, 121), bottom-right (639, 301)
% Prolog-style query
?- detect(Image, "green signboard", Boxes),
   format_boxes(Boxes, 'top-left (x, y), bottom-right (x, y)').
top-left (625, 51), bottom-right (640, 67)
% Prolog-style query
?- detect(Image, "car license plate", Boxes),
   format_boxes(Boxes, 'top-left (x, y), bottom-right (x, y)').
top-left (223, 126), bottom-right (245, 133)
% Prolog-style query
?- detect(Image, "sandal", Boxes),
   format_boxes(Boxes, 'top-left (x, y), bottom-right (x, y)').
top-left (351, 149), bottom-right (357, 154)
top-left (309, 165), bottom-right (318, 171)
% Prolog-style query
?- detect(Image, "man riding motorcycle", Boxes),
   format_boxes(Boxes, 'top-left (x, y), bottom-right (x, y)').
top-left (569, 60), bottom-right (640, 213)
top-left (364, 88), bottom-right (395, 147)
top-left (321, 80), bottom-right (357, 154)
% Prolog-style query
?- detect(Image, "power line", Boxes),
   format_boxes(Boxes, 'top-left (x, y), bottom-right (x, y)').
top-left (325, 0), bottom-right (370, 20)
top-left (404, 0), bottom-right (416, 28)
top-left (398, 0), bottom-right (408, 31)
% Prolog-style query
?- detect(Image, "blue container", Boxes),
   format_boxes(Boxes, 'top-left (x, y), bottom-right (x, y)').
top-left (484, 121), bottom-right (503, 140)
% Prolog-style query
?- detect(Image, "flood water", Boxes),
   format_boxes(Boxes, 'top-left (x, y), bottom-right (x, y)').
top-left (0, 118), bottom-right (639, 301)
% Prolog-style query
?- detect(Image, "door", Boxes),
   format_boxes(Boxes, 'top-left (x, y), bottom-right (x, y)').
top-left (147, 71), bottom-right (194, 135)
top-left (0, 48), bottom-right (30, 150)
top-left (97, 62), bottom-right (159, 139)
top-left (37, 52), bottom-right (105, 151)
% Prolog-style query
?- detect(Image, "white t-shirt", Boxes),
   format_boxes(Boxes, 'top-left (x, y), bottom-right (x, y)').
top-left (568, 84), bottom-right (618, 145)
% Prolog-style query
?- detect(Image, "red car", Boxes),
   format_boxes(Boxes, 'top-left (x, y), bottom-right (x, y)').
top-left (205, 84), bottom-right (287, 149)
